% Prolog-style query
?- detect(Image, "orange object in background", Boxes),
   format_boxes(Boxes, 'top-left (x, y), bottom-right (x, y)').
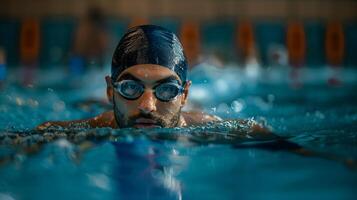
top-left (237, 21), bottom-right (255, 60)
top-left (20, 19), bottom-right (40, 64)
top-left (0, 48), bottom-right (6, 84)
top-left (286, 22), bottom-right (306, 67)
top-left (0, 48), bottom-right (5, 65)
top-left (325, 22), bottom-right (345, 66)
top-left (128, 18), bottom-right (149, 29)
top-left (179, 21), bottom-right (200, 67)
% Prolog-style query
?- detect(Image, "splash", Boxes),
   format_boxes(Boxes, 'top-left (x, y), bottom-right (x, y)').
top-left (0, 119), bottom-right (284, 165)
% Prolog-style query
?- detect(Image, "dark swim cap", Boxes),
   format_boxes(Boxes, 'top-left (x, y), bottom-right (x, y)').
top-left (111, 25), bottom-right (188, 84)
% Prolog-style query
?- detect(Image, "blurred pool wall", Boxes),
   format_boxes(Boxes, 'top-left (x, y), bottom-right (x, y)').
top-left (0, 0), bottom-right (356, 85)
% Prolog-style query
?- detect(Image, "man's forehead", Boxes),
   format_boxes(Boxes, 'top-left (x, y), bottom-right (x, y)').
top-left (116, 64), bottom-right (181, 83)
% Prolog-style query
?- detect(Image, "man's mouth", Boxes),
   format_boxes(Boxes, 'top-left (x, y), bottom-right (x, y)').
top-left (134, 118), bottom-right (161, 128)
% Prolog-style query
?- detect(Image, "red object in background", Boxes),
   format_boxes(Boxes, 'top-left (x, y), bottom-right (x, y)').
top-left (20, 19), bottom-right (40, 86)
top-left (20, 19), bottom-right (40, 64)
top-left (237, 21), bottom-right (255, 61)
top-left (325, 22), bottom-right (345, 67)
top-left (325, 22), bottom-right (345, 86)
top-left (286, 22), bottom-right (306, 68)
top-left (0, 48), bottom-right (6, 87)
top-left (179, 21), bottom-right (200, 68)
top-left (286, 22), bottom-right (306, 88)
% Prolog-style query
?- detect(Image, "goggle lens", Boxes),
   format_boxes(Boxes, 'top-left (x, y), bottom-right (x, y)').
top-left (155, 83), bottom-right (181, 101)
top-left (113, 80), bottom-right (183, 101)
top-left (116, 80), bottom-right (144, 100)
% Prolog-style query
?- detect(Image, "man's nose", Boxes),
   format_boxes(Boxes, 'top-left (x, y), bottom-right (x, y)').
top-left (137, 90), bottom-right (157, 114)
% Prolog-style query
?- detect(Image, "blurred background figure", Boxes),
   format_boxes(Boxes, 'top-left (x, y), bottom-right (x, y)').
top-left (267, 44), bottom-right (288, 68)
top-left (128, 18), bottom-right (149, 28)
top-left (71, 6), bottom-right (109, 75)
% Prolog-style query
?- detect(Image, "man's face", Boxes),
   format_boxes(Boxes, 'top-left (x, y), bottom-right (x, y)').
top-left (106, 64), bottom-right (190, 128)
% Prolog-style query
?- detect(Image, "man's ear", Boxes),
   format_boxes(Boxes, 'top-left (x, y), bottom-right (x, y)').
top-left (105, 76), bottom-right (113, 104)
top-left (181, 80), bottom-right (191, 106)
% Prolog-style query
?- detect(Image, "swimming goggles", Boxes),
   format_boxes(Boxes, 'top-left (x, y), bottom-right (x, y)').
top-left (113, 80), bottom-right (184, 102)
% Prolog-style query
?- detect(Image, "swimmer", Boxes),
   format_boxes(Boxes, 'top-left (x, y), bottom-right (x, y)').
top-left (33, 26), bottom-right (356, 168)
top-left (37, 25), bottom-right (268, 133)
top-left (0, 25), bottom-right (351, 170)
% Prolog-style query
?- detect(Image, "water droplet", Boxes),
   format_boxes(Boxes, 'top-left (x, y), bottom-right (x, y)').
top-left (217, 103), bottom-right (229, 113)
top-left (314, 110), bottom-right (325, 119)
top-left (231, 100), bottom-right (244, 113)
top-left (87, 173), bottom-right (111, 191)
top-left (53, 101), bottom-right (66, 111)
top-left (15, 97), bottom-right (24, 106)
top-left (268, 94), bottom-right (275, 103)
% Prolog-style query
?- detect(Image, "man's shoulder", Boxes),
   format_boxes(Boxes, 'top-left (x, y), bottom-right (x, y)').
top-left (89, 111), bottom-right (117, 128)
top-left (181, 111), bottom-right (222, 126)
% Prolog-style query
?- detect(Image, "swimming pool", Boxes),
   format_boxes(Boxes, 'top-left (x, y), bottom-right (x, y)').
top-left (0, 65), bottom-right (357, 200)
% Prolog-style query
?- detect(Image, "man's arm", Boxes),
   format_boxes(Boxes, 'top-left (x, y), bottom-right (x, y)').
top-left (182, 112), bottom-right (272, 136)
top-left (182, 111), bottom-right (222, 126)
top-left (36, 111), bottom-right (116, 130)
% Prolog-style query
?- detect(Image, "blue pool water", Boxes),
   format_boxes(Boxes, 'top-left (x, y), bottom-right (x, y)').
top-left (0, 65), bottom-right (357, 200)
